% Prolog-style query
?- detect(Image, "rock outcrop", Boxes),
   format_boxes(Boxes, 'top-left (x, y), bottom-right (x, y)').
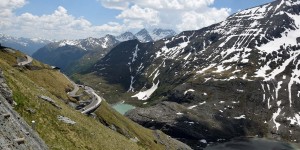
top-left (0, 69), bottom-right (13, 104)
top-left (0, 69), bottom-right (48, 149)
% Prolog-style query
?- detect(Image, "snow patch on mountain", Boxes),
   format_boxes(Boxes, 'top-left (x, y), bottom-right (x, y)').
top-left (184, 89), bottom-right (195, 95)
top-left (132, 81), bottom-right (159, 100)
top-left (287, 113), bottom-right (300, 126)
top-left (234, 115), bottom-right (246, 119)
top-left (59, 40), bottom-right (80, 47)
top-left (156, 36), bottom-right (190, 59)
top-left (101, 37), bottom-right (109, 48)
top-left (258, 13), bottom-right (300, 53)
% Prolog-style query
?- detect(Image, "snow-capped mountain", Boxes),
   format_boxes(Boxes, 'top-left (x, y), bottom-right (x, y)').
top-left (33, 28), bottom-right (176, 73)
top-left (117, 29), bottom-right (177, 43)
top-left (135, 29), bottom-right (153, 43)
top-left (0, 34), bottom-right (52, 55)
top-left (48, 35), bottom-right (119, 51)
top-left (32, 35), bottom-right (119, 72)
top-left (150, 28), bottom-right (177, 41)
top-left (116, 32), bottom-right (137, 42)
top-left (82, 0), bottom-right (300, 149)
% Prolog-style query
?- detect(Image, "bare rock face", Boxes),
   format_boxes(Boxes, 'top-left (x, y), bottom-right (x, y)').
top-left (0, 69), bottom-right (13, 104)
top-left (39, 95), bottom-right (62, 109)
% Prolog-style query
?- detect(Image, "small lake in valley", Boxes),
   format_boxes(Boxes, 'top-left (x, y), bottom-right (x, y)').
top-left (112, 102), bottom-right (135, 115)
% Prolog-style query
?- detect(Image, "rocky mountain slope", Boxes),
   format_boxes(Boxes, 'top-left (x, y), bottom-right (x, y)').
top-left (32, 35), bottom-right (119, 73)
top-left (73, 0), bottom-right (300, 149)
top-left (0, 46), bottom-right (191, 149)
top-left (116, 29), bottom-right (177, 43)
top-left (116, 32), bottom-right (137, 42)
top-left (134, 28), bottom-right (177, 42)
top-left (0, 69), bottom-right (48, 150)
top-left (0, 34), bottom-right (51, 55)
top-left (135, 29), bottom-right (153, 43)
top-left (150, 28), bottom-right (177, 41)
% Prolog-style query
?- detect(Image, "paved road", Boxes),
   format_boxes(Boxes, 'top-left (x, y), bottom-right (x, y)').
top-left (68, 83), bottom-right (79, 97)
top-left (63, 74), bottom-right (102, 114)
top-left (18, 55), bottom-right (33, 66)
top-left (81, 90), bottom-right (102, 114)
top-left (63, 75), bottom-right (80, 97)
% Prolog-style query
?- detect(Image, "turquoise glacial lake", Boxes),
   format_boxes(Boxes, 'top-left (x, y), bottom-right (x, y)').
top-left (112, 102), bottom-right (135, 115)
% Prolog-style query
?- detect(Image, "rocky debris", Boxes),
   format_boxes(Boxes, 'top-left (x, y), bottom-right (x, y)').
top-left (109, 124), bottom-right (117, 132)
top-left (39, 95), bottom-right (61, 109)
top-left (126, 101), bottom-right (186, 125)
top-left (57, 115), bottom-right (76, 125)
top-left (0, 86), bottom-right (48, 150)
top-left (129, 137), bottom-right (139, 143)
top-left (25, 108), bottom-right (36, 114)
top-left (126, 98), bottom-right (270, 149)
top-left (0, 69), bottom-right (13, 104)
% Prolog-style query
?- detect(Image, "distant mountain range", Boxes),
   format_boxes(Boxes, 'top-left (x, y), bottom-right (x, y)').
top-left (0, 28), bottom-right (176, 56)
top-left (0, 34), bottom-right (52, 55)
top-left (32, 28), bottom-right (176, 73)
top-left (117, 28), bottom-right (176, 42)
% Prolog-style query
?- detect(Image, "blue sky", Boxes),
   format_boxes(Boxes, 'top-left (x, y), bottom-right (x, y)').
top-left (15, 0), bottom-right (120, 25)
top-left (0, 0), bottom-right (274, 40)
top-left (214, 0), bottom-right (273, 13)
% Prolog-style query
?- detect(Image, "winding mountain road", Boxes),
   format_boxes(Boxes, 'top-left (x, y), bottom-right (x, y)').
top-left (18, 55), bottom-right (33, 66)
top-left (63, 75), bottom-right (102, 114)
top-left (69, 84), bottom-right (79, 97)
top-left (81, 90), bottom-right (102, 114)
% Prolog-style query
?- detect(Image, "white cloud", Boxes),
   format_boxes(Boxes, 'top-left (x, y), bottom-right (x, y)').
top-left (0, 0), bottom-right (26, 27)
top-left (99, 0), bottom-right (129, 10)
top-left (1, 3), bottom-right (124, 40)
top-left (0, 0), bottom-right (26, 9)
top-left (1, 0), bottom-right (231, 40)
top-left (177, 8), bottom-right (231, 31)
top-left (99, 0), bottom-right (231, 32)
top-left (132, 0), bottom-right (215, 10)
top-left (117, 5), bottom-right (159, 26)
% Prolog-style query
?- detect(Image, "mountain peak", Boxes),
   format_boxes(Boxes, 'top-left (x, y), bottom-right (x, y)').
top-left (133, 28), bottom-right (177, 42)
top-left (150, 28), bottom-right (177, 41)
top-left (135, 29), bottom-right (153, 43)
top-left (116, 32), bottom-right (137, 42)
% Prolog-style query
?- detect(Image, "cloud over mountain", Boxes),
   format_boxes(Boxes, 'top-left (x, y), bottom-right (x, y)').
top-left (1, 0), bottom-right (230, 40)
top-left (99, 0), bottom-right (231, 31)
